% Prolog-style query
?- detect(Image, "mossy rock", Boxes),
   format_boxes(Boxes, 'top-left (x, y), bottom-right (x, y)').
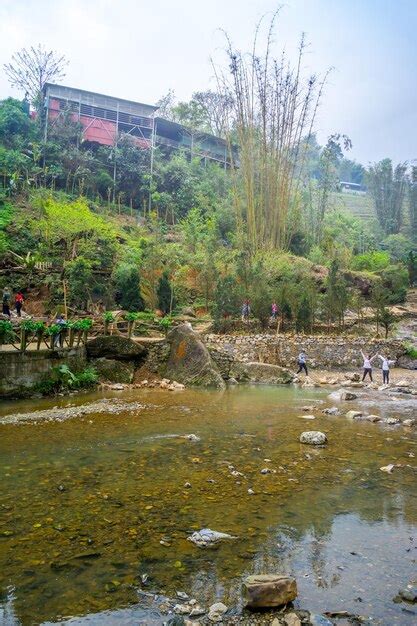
top-left (86, 335), bottom-right (147, 361)
top-left (91, 358), bottom-right (135, 383)
top-left (163, 324), bottom-right (225, 389)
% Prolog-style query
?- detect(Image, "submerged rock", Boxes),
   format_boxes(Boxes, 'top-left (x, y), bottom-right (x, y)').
top-left (398, 584), bottom-right (417, 603)
top-left (322, 406), bottom-right (340, 415)
top-left (187, 528), bottom-right (237, 547)
top-left (243, 573), bottom-right (297, 608)
top-left (163, 324), bottom-right (225, 389)
top-left (345, 410), bottom-right (362, 419)
top-left (299, 431), bottom-right (327, 445)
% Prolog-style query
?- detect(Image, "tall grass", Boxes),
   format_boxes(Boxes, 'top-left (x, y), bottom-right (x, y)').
top-left (218, 12), bottom-right (329, 251)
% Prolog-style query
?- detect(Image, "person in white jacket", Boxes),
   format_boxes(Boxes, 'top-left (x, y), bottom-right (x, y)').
top-left (378, 354), bottom-right (395, 384)
top-left (360, 350), bottom-right (377, 382)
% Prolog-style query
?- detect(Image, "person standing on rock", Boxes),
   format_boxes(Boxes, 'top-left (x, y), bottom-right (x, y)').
top-left (360, 350), bottom-right (377, 382)
top-left (378, 354), bottom-right (395, 384)
top-left (296, 350), bottom-right (308, 375)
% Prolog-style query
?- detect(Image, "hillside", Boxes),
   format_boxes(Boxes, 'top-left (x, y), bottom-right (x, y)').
top-left (331, 190), bottom-right (376, 222)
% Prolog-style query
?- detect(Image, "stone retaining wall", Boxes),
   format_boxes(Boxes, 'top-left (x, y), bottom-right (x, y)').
top-left (204, 334), bottom-right (406, 370)
top-left (0, 347), bottom-right (86, 397)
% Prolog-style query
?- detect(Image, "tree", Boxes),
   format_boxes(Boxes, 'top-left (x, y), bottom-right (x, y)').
top-left (3, 44), bottom-right (68, 105)
top-left (113, 263), bottom-right (145, 311)
top-left (379, 307), bottom-right (396, 339)
top-left (407, 251), bottom-right (417, 287)
top-left (157, 271), bottom-right (174, 314)
top-left (370, 283), bottom-right (388, 335)
top-left (324, 260), bottom-right (349, 330)
top-left (408, 166), bottom-right (417, 242)
top-left (367, 159), bottom-right (407, 235)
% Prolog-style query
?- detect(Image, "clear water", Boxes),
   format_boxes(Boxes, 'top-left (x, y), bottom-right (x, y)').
top-left (0, 386), bottom-right (416, 625)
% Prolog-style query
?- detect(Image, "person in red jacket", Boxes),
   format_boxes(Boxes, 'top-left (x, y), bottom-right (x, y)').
top-left (15, 291), bottom-right (24, 317)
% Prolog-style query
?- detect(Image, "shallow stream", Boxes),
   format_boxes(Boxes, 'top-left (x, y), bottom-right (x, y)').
top-left (0, 386), bottom-right (416, 625)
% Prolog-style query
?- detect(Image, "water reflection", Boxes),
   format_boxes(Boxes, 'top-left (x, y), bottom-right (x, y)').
top-left (0, 386), bottom-right (416, 625)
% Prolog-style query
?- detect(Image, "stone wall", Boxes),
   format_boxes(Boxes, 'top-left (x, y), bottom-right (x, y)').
top-left (204, 334), bottom-right (406, 370)
top-left (0, 347), bottom-right (86, 397)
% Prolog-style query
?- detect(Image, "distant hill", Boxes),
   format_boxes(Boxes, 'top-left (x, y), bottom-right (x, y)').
top-left (331, 191), bottom-right (376, 222)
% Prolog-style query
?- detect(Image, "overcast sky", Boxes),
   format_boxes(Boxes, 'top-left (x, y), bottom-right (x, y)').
top-left (1, 0), bottom-right (416, 164)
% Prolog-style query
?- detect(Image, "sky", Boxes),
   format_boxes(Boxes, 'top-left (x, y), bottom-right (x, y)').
top-left (1, 0), bottom-right (417, 164)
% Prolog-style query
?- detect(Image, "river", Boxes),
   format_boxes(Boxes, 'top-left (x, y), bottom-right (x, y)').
top-left (0, 385), bottom-right (416, 625)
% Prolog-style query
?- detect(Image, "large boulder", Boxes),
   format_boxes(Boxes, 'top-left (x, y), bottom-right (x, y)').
top-left (163, 324), bottom-right (225, 388)
top-left (91, 358), bottom-right (135, 384)
top-left (243, 574), bottom-right (297, 608)
top-left (230, 362), bottom-right (293, 384)
top-left (86, 335), bottom-right (147, 361)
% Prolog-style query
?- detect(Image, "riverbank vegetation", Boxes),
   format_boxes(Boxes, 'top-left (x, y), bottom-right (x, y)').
top-left (0, 23), bottom-right (416, 336)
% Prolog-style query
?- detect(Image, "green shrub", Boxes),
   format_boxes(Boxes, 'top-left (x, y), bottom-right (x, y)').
top-left (37, 364), bottom-right (98, 395)
top-left (404, 343), bottom-right (417, 359)
top-left (0, 320), bottom-right (15, 343)
top-left (351, 251), bottom-right (390, 272)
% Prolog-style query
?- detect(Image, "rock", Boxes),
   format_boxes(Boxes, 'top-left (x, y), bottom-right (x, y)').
top-left (177, 591), bottom-right (189, 600)
top-left (403, 419), bottom-right (416, 427)
top-left (184, 482), bottom-right (192, 488)
top-left (243, 574), bottom-right (297, 608)
top-left (360, 414), bottom-right (381, 422)
top-left (187, 528), bottom-right (237, 547)
top-left (92, 358), bottom-right (135, 384)
top-left (183, 433), bottom-right (200, 442)
top-left (229, 361), bottom-right (293, 385)
top-left (322, 407), bottom-right (339, 415)
top-left (381, 417), bottom-right (400, 425)
top-left (86, 335), bottom-right (147, 361)
top-left (261, 468), bottom-right (271, 474)
top-left (340, 390), bottom-right (357, 401)
top-left (248, 488), bottom-right (255, 495)
top-left (228, 377), bottom-right (238, 385)
top-left (190, 606), bottom-right (206, 617)
top-left (301, 405), bottom-right (316, 411)
top-left (208, 602), bottom-right (228, 622)
top-left (109, 383), bottom-right (125, 390)
top-left (299, 431), bottom-right (327, 445)
top-left (397, 355), bottom-right (417, 370)
top-left (164, 324), bottom-right (225, 389)
top-left (300, 414), bottom-right (315, 420)
top-left (380, 464), bottom-right (395, 473)
top-left (174, 603), bottom-right (191, 615)
top-left (182, 307), bottom-right (196, 318)
top-left (345, 410), bottom-right (362, 419)
top-left (309, 615), bottom-right (334, 626)
top-left (284, 614), bottom-right (301, 626)
top-left (396, 379), bottom-right (410, 387)
top-left (378, 384), bottom-right (390, 391)
top-left (398, 584), bottom-right (417, 602)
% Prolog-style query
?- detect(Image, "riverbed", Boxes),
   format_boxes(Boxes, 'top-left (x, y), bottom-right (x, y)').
top-left (0, 385), bottom-right (416, 625)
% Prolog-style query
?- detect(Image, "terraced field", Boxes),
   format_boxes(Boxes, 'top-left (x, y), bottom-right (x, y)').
top-left (331, 190), bottom-right (376, 222)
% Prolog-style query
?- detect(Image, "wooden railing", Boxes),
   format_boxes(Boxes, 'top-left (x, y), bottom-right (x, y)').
top-left (0, 315), bottom-right (165, 353)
